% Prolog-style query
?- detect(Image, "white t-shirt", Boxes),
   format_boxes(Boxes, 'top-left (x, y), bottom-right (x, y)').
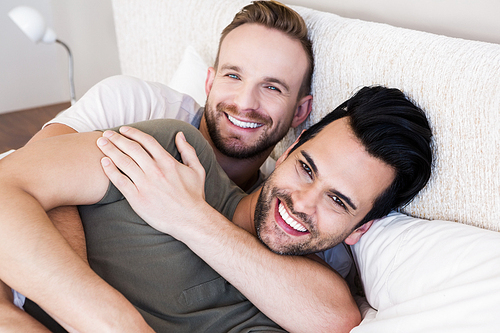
top-left (44, 75), bottom-right (204, 132)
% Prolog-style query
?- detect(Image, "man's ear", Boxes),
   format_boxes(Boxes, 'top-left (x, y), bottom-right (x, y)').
top-left (291, 95), bottom-right (313, 128)
top-left (275, 130), bottom-right (305, 168)
top-left (205, 67), bottom-right (216, 96)
top-left (344, 220), bottom-right (374, 246)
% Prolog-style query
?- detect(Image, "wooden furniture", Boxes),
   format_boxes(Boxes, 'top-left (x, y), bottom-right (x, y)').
top-left (0, 102), bottom-right (70, 152)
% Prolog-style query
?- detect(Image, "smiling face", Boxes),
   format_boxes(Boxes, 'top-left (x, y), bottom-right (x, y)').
top-left (202, 23), bottom-right (312, 159)
top-left (254, 117), bottom-right (396, 255)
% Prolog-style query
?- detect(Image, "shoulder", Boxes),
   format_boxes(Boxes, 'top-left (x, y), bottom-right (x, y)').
top-left (119, 119), bottom-right (209, 160)
top-left (93, 75), bottom-right (165, 98)
top-left (124, 118), bottom-right (202, 140)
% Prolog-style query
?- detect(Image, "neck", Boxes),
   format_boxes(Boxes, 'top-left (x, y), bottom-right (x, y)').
top-left (199, 115), bottom-right (274, 192)
top-left (232, 188), bottom-right (261, 236)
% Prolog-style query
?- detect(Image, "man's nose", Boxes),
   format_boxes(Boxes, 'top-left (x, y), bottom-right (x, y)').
top-left (291, 185), bottom-right (318, 215)
top-left (233, 83), bottom-right (259, 111)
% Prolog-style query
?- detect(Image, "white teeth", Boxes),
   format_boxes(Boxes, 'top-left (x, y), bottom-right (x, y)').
top-left (227, 114), bottom-right (262, 129)
top-left (278, 202), bottom-right (307, 232)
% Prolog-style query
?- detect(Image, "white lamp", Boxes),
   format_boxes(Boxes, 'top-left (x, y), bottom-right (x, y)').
top-left (9, 6), bottom-right (76, 105)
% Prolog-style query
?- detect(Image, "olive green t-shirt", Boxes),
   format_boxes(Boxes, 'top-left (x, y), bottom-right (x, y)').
top-left (79, 119), bottom-right (285, 332)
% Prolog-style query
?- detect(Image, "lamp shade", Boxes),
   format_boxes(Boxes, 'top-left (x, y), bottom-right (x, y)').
top-left (8, 6), bottom-right (56, 44)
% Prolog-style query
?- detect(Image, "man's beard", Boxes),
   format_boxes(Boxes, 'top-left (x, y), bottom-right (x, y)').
top-left (254, 176), bottom-right (347, 256)
top-left (205, 102), bottom-right (290, 159)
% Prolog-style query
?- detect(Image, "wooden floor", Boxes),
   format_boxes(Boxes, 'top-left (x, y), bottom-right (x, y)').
top-left (0, 102), bottom-right (71, 153)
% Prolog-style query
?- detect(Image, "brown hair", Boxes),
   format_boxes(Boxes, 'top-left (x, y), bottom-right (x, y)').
top-left (214, 0), bottom-right (313, 98)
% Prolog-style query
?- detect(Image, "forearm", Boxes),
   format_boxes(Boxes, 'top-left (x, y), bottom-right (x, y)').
top-left (0, 136), bottom-right (153, 332)
top-left (0, 123), bottom-right (89, 330)
top-left (0, 127), bottom-right (86, 331)
top-left (0, 188), bottom-right (151, 332)
top-left (47, 206), bottom-right (88, 263)
top-left (0, 280), bottom-right (51, 333)
top-left (176, 205), bottom-right (361, 333)
top-left (28, 124), bottom-right (88, 263)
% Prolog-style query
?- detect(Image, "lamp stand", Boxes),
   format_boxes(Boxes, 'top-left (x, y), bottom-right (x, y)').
top-left (56, 39), bottom-right (76, 105)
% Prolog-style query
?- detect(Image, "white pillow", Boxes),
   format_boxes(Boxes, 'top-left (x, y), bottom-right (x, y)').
top-left (168, 45), bottom-right (209, 106)
top-left (351, 212), bottom-right (500, 332)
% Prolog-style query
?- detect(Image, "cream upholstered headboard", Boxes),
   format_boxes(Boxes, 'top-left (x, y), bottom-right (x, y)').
top-left (111, 0), bottom-right (500, 231)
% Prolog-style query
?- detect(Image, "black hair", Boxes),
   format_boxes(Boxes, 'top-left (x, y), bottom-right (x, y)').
top-left (289, 86), bottom-right (433, 227)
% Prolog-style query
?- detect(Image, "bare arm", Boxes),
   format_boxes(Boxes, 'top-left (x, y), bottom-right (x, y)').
top-left (27, 123), bottom-right (78, 143)
top-left (0, 132), bottom-right (153, 332)
top-left (0, 280), bottom-right (51, 333)
top-left (98, 127), bottom-right (361, 333)
top-left (0, 208), bottom-right (87, 333)
top-left (183, 209), bottom-right (360, 333)
top-left (28, 123), bottom-right (88, 262)
top-left (12, 121), bottom-right (89, 258)
top-left (0, 123), bottom-right (89, 331)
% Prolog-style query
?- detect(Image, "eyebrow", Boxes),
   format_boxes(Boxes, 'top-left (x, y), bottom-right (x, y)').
top-left (300, 150), bottom-right (358, 211)
top-left (220, 64), bottom-right (241, 72)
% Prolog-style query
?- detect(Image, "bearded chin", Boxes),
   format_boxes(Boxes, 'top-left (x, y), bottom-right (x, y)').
top-left (253, 181), bottom-right (314, 256)
top-left (254, 178), bottom-right (348, 256)
top-left (204, 103), bottom-right (285, 159)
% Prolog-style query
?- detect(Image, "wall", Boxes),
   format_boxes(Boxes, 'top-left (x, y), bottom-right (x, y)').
top-left (1, 0), bottom-right (62, 113)
top-left (0, 0), bottom-right (120, 114)
top-left (0, 0), bottom-right (498, 114)
top-left (285, 0), bottom-right (500, 44)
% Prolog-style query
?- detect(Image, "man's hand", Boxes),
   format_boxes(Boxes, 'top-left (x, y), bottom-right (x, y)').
top-left (97, 126), bottom-right (210, 236)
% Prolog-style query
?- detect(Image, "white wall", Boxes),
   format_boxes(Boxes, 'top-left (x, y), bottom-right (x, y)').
top-left (285, 0), bottom-right (500, 45)
top-left (0, 0), bottom-right (120, 114)
top-left (1, 0), bottom-right (62, 113)
top-left (1, 0), bottom-right (498, 114)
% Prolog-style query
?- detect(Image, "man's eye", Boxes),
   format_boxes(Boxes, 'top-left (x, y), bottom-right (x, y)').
top-left (227, 74), bottom-right (239, 80)
top-left (301, 162), bottom-right (312, 178)
top-left (330, 195), bottom-right (346, 210)
top-left (266, 86), bottom-right (281, 93)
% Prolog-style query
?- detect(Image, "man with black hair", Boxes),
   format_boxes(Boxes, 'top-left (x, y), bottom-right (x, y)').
top-left (0, 86), bottom-right (432, 332)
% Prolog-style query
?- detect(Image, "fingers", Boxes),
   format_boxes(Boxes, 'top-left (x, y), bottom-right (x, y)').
top-left (116, 126), bottom-right (202, 174)
top-left (96, 132), bottom-right (146, 181)
top-left (100, 156), bottom-right (138, 197)
top-left (118, 126), bottom-right (172, 164)
top-left (97, 126), bottom-right (205, 191)
top-left (175, 132), bottom-right (206, 199)
top-left (103, 128), bottom-right (159, 174)
top-left (175, 132), bottom-right (202, 169)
